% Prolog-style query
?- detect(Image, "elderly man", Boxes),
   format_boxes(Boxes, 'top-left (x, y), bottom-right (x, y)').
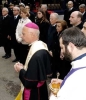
top-left (79, 4), bottom-right (86, 22)
top-left (14, 22), bottom-right (52, 100)
top-left (69, 11), bottom-right (83, 29)
top-left (50, 27), bottom-right (86, 100)
top-left (0, 7), bottom-right (11, 59)
top-left (64, 1), bottom-right (76, 27)
top-left (10, 6), bottom-right (21, 62)
top-left (47, 13), bottom-right (60, 78)
top-left (41, 4), bottom-right (50, 21)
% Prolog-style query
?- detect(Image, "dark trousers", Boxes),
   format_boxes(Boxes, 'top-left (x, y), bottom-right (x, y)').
top-left (19, 44), bottom-right (29, 65)
top-left (12, 41), bottom-right (20, 60)
top-left (11, 37), bottom-right (20, 60)
top-left (3, 38), bottom-right (11, 56)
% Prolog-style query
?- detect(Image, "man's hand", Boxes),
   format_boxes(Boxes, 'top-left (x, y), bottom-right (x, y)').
top-left (49, 51), bottom-right (53, 57)
top-left (7, 35), bottom-right (11, 40)
top-left (14, 62), bottom-right (23, 72)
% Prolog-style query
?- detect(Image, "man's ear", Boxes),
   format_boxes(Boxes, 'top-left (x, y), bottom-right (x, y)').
top-left (67, 42), bottom-right (74, 52)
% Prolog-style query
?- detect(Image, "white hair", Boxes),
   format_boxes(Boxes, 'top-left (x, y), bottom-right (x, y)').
top-left (36, 29), bottom-right (40, 38)
top-left (50, 13), bottom-right (59, 20)
top-left (2, 7), bottom-right (9, 12)
top-left (41, 4), bottom-right (47, 9)
top-left (28, 28), bottom-right (40, 38)
top-left (13, 6), bottom-right (20, 11)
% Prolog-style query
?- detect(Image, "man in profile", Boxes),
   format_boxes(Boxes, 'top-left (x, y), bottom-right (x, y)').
top-left (14, 22), bottom-right (52, 100)
top-left (50, 27), bottom-right (86, 100)
top-left (64, 1), bottom-right (76, 27)
top-left (69, 11), bottom-right (83, 29)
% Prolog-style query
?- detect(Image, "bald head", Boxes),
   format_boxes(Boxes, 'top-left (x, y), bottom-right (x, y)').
top-left (67, 1), bottom-right (73, 9)
top-left (69, 11), bottom-right (82, 26)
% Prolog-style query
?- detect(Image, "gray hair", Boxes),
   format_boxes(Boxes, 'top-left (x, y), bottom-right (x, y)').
top-left (50, 13), bottom-right (59, 20)
top-left (2, 7), bottom-right (9, 12)
top-left (35, 29), bottom-right (40, 38)
top-left (41, 4), bottom-right (47, 9)
top-left (13, 6), bottom-right (20, 11)
top-left (79, 4), bottom-right (86, 8)
top-left (28, 28), bottom-right (40, 38)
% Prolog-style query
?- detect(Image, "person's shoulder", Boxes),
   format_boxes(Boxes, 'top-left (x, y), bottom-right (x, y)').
top-left (27, 18), bottom-right (32, 22)
top-left (84, 12), bottom-right (86, 16)
top-left (7, 14), bottom-right (11, 17)
top-left (34, 50), bottom-right (49, 58)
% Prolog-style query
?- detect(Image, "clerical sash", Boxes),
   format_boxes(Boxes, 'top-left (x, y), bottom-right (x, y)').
top-left (20, 41), bottom-right (48, 100)
top-left (60, 67), bottom-right (86, 88)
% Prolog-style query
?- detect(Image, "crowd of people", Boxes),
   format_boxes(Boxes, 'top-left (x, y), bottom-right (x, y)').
top-left (0, 0), bottom-right (86, 100)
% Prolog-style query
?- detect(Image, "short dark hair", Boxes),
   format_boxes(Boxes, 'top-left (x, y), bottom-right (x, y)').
top-left (60, 27), bottom-right (86, 49)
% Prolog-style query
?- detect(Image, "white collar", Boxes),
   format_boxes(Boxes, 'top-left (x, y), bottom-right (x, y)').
top-left (3, 14), bottom-right (8, 18)
top-left (71, 56), bottom-right (86, 69)
top-left (29, 40), bottom-right (38, 46)
top-left (14, 15), bottom-right (19, 18)
top-left (69, 7), bottom-right (73, 11)
top-left (52, 24), bottom-right (56, 26)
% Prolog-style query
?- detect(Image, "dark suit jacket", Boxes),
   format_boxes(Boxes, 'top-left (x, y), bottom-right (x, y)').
top-left (8, 8), bottom-right (13, 16)
top-left (47, 25), bottom-right (57, 51)
top-left (64, 7), bottom-right (76, 27)
top-left (0, 15), bottom-right (11, 46)
top-left (0, 15), bottom-right (11, 37)
top-left (82, 12), bottom-right (86, 23)
top-left (36, 20), bottom-right (50, 43)
top-left (45, 11), bottom-right (50, 21)
top-left (29, 11), bottom-right (35, 22)
top-left (76, 22), bottom-right (83, 29)
top-left (10, 15), bottom-right (21, 42)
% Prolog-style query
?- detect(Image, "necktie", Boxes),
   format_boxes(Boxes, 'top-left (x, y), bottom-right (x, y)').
top-left (14, 16), bottom-right (16, 20)
top-left (3, 17), bottom-right (5, 19)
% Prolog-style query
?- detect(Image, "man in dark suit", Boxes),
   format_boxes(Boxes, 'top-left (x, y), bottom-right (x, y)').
top-left (47, 13), bottom-right (59, 78)
top-left (69, 11), bottom-right (83, 29)
top-left (0, 7), bottom-right (11, 59)
top-left (79, 4), bottom-right (86, 23)
top-left (8, 3), bottom-right (14, 16)
top-left (64, 1), bottom-right (76, 27)
top-left (41, 4), bottom-right (50, 21)
top-left (10, 6), bottom-right (21, 62)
